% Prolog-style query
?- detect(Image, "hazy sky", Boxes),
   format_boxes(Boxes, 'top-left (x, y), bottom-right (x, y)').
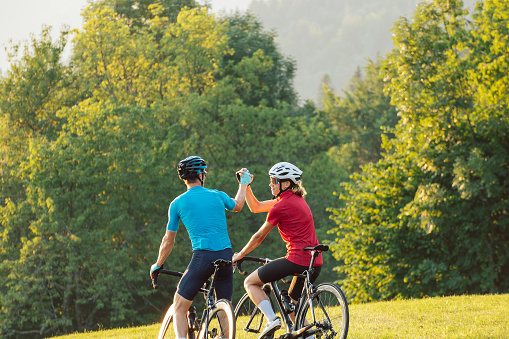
top-left (0, 0), bottom-right (253, 74)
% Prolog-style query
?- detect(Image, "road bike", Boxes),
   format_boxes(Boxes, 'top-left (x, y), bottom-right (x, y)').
top-left (151, 259), bottom-right (236, 339)
top-left (234, 244), bottom-right (349, 339)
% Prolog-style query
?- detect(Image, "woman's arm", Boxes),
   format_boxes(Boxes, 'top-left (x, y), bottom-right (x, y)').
top-left (233, 221), bottom-right (275, 262)
top-left (245, 186), bottom-right (277, 213)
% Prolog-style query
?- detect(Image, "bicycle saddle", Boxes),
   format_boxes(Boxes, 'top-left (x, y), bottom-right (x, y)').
top-left (212, 259), bottom-right (232, 267)
top-left (304, 244), bottom-right (329, 252)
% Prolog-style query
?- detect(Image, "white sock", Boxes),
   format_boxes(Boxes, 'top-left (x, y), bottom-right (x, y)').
top-left (258, 299), bottom-right (277, 322)
top-left (305, 336), bottom-right (314, 339)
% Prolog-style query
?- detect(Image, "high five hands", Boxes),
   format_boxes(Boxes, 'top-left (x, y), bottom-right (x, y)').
top-left (236, 168), bottom-right (253, 185)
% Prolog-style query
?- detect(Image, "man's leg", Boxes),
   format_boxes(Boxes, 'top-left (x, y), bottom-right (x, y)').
top-left (173, 292), bottom-right (193, 338)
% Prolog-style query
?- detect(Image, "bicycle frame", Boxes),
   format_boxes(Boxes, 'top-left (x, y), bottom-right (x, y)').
top-left (200, 266), bottom-right (219, 339)
top-left (237, 247), bottom-right (325, 339)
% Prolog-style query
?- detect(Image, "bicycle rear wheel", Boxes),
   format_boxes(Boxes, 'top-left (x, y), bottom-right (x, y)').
top-left (199, 298), bottom-right (235, 339)
top-left (296, 283), bottom-right (349, 339)
top-left (158, 304), bottom-right (174, 339)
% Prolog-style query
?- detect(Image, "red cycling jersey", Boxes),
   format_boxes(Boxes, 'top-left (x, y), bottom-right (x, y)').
top-left (266, 190), bottom-right (323, 267)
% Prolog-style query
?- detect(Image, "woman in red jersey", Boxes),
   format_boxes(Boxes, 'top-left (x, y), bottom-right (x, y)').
top-left (233, 162), bottom-right (322, 339)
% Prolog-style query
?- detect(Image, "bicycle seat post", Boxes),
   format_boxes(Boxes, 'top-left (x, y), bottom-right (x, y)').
top-left (205, 260), bottom-right (232, 308)
top-left (205, 263), bottom-right (218, 309)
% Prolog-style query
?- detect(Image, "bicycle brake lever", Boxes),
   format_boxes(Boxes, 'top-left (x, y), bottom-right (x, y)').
top-left (151, 274), bottom-right (159, 289)
top-left (151, 266), bottom-right (163, 289)
top-left (236, 259), bottom-right (248, 276)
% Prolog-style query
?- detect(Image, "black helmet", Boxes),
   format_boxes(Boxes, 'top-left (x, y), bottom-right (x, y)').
top-left (177, 156), bottom-right (207, 180)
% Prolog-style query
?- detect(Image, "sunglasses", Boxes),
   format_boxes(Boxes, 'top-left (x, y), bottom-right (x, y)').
top-left (270, 177), bottom-right (279, 184)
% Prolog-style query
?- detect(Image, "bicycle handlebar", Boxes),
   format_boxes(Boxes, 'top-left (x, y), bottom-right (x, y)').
top-left (151, 269), bottom-right (184, 289)
top-left (235, 256), bottom-right (271, 276)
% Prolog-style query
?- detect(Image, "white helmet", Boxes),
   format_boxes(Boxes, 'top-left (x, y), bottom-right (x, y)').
top-left (269, 162), bottom-right (302, 184)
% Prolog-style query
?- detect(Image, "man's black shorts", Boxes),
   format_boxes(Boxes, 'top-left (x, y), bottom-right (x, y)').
top-left (177, 248), bottom-right (233, 301)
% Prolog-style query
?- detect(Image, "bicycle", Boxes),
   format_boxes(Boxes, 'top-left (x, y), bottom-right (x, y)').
top-left (234, 244), bottom-right (349, 339)
top-left (151, 259), bottom-right (236, 339)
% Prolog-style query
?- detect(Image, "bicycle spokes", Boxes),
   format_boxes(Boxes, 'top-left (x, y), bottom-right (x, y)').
top-left (297, 283), bottom-right (348, 339)
top-left (245, 308), bottom-right (264, 334)
top-left (235, 293), bottom-right (265, 338)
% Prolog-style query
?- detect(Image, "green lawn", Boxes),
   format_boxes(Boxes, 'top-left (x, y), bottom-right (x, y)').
top-left (53, 294), bottom-right (509, 339)
top-left (347, 294), bottom-right (508, 339)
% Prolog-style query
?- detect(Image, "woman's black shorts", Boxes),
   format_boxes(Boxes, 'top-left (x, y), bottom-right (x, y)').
top-left (257, 257), bottom-right (321, 301)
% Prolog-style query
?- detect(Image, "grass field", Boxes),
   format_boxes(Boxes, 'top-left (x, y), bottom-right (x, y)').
top-left (54, 294), bottom-right (509, 339)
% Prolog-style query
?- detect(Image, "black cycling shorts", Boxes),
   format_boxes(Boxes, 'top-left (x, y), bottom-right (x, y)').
top-left (177, 248), bottom-right (233, 301)
top-left (257, 257), bottom-right (321, 301)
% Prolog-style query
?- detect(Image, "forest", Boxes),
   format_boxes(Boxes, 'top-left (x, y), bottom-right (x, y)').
top-left (0, 0), bottom-right (507, 337)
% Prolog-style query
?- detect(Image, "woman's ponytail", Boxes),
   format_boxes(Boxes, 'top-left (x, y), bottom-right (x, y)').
top-left (291, 182), bottom-right (307, 198)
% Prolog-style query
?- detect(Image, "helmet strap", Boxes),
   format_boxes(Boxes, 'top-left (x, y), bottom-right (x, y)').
top-left (198, 171), bottom-right (204, 187)
top-left (276, 180), bottom-right (293, 197)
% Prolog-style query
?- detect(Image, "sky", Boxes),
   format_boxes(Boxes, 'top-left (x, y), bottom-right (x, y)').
top-left (0, 0), bottom-right (253, 75)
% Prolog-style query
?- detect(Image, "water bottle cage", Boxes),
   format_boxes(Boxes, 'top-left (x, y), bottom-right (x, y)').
top-left (285, 302), bottom-right (296, 314)
top-left (187, 306), bottom-right (198, 330)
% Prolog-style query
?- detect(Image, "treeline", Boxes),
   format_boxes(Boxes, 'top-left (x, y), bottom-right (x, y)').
top-left (0, 0), bottom-right (508, 337)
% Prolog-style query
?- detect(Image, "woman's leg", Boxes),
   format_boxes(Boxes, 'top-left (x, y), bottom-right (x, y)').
top-left (244, 269), bottom-right (276, 320)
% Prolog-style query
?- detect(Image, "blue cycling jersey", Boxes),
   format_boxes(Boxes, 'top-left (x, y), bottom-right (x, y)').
top-left (167, 186), bottom-right (236, 251)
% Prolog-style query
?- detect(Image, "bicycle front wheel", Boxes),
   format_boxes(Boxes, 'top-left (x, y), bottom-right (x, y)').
top-left (198, 298), bottom-right (235, 339)
top-left (234, 293), bottom-right (265, 339)
top-left (158, 304), bottom-right (174, 339)
top-left (296, 283), bottom-right (349, 339)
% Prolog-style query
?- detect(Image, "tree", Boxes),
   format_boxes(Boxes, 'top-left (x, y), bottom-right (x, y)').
top-left (0, 102), bottom-right (182, 336)
top-left (104, 0), bottom-right (199, 27)
top-left (219, 12), bottom-right (297, 107)
top-left (320, 59), bottom-right (398, 173)
top-left (329, 0), bottom-right (509, 303)
top-left (0, 27), bottom-right (77, 137)
top-left (316, 58), bottom-right (399, 286)
top-left (0, 30), bottom-right (81, 336)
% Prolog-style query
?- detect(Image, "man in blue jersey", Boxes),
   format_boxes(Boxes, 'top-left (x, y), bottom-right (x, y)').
top-left (149, 156), bottom-right (252, 339)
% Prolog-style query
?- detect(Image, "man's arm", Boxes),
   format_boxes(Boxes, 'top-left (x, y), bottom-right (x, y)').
top-left (232, 183), bottom-right (248, 212)
top-left (156, 230), bottom-right (177, 266)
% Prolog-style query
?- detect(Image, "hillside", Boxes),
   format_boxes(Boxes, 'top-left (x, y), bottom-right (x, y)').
top-left (53, 294), bottom-right (509, 338)
top-left (248, 0), bottom-right (478, 102)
